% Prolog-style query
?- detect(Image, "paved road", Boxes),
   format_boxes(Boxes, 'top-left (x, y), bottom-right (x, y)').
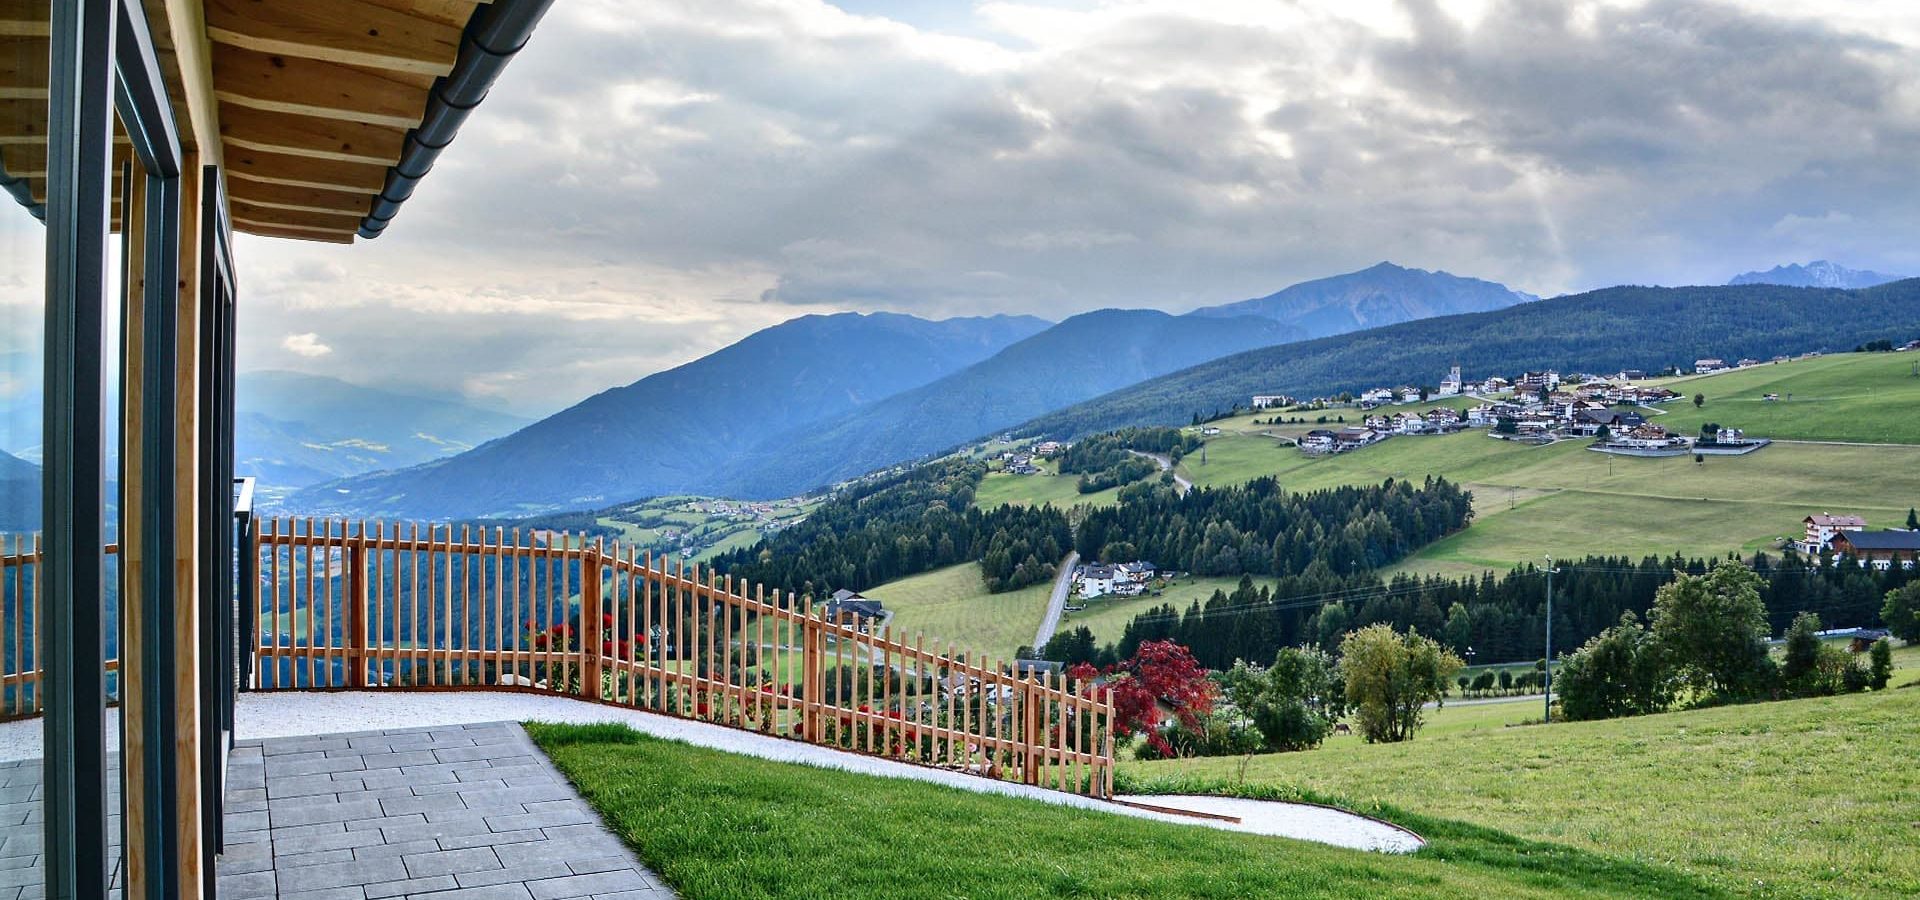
top-left (1031, 551), bottom-right (1079, 651)
top-left (1129, 450), bottom-right (1193, 495)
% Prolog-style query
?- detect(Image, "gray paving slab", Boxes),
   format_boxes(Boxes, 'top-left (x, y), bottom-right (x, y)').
top-left (0, 722), bottom-right (672, 899)
top-left (218, 722), bottom-right (674, 899)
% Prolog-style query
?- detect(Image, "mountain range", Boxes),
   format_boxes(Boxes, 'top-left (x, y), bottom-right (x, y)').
top-left (1189, 261), bottom-right (1537, 336)
top-left (288, 312), bottom-right (1050, 517)
top-left (712, 309), bottom-right (1300, 498)
top-left (1017, 278), bottom-right (1920, 440)
top-left (1728, 260), bottom-right (1904, 290)
top-left (286, 262), bottom-right (1541, 516)
top-left (0, 449), bottom-right (38, 533)
top-left (238, 371), bottom-right (534, 488)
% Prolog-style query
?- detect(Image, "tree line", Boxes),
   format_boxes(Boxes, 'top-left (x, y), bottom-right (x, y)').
top-left (1044, 550), bottom-right (1917, 672)
top-left (1054, 427), bottom-right (1198, 494)
top-left (1074, 475), bottom-right (1473, 577)
top-left (709, 457), bottom-right (1071, 599)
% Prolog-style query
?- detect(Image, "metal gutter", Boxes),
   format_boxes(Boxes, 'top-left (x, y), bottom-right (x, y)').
top-left (357, 0), bottom-right (555, 239)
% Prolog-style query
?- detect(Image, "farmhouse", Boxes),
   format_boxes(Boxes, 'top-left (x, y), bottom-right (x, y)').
top-left (1829, 530), bottom-right (1920, 570)
top-left (823, 589), bottom-right (888, 633)
top-left (1300, 430), bottom-right (1337, 452)
top-left (1251, 394), bottom-right (1295, 409)
top-left (1695, 358), bottom-right (1729, 373)
top-left (1803, 514), bottom-right (1867, 552)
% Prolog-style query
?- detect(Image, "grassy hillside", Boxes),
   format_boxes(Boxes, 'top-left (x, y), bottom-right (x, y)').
top-left (1652, 351), bottom-right (1920, 444)
top-left (1019, 280), bottom-right (1920, 441)
top-left (972, 458), bottom-right (1124, 510)
top-left (1170, 430), bottom-right (1920, 577)
top-left (533, 722), bottom-right (1724, 899)
top-left (1128, 654), bottom-right (1920, 898)
top-left (862, 562), bottom-right (1055, 655)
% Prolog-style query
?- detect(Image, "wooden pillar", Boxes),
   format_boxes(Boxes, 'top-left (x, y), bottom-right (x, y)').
top-left (580, 542), bottom-right (603, 700)
top-left (169, 157), bottom-right (207, 900)
top-left (118, 157), bottom-right (151, 900)
top-left (345, 523), bottom-right (367, 688)
top-left (801, 606), bottom-right (821, 742)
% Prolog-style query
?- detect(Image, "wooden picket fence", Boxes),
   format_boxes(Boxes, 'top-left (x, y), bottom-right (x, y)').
top-left (0, 536), bottom-right (122, 719)
top-left (251, 517), bottom-right (1117, 798)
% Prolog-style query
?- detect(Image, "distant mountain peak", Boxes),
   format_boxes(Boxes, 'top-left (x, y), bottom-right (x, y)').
top-left (1188, 262), bottom-right (1536, 338)
top-left (1728, 260), bottom-right (1904, 290)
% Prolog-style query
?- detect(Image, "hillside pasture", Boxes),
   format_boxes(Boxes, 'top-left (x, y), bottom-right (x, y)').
top-left (861, 562), bottom-right (1054, 656)
top-left (1651, 351), bottom-right (1920, 444)
top-left (1127, 672), bottom-right (1920, 899)
top-left (1168, 430), bottom-right (1920, 577)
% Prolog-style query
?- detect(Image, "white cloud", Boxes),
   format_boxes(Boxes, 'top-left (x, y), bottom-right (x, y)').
top-left (223, 0), bottom-right (1920, 414)
top-left (281, 333), bottom-right (333, 358)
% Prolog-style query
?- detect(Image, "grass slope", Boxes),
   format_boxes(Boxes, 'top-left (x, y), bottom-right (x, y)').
top-left (1652, 351), bottom-right (1920, 444)
top-left (529, 722), bottom-right (1721, 899)
top-left (1170, 430), bottom-right (1920, 577)
top-left (1058, 575), bottom-right (1249, 648)
top-left (1128, 666), bottom-right (1920, 899)
top-left (861, 562), bottom-right (1055, 655)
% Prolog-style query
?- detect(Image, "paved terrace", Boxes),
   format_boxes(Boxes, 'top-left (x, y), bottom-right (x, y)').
top-left (219, 722), bottom-right (672, 900)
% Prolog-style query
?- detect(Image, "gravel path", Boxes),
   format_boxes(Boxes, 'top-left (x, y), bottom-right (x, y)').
top-left (0, 691), bottom-right (1422, 854)
top-left (1114, 794), bottom-right (1424, 853)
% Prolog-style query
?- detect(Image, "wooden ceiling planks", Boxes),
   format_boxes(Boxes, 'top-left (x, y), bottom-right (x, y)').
top-left (1, 0), bottom-right (490, 242)
top-left (205, 0), bottom-right (487, 242)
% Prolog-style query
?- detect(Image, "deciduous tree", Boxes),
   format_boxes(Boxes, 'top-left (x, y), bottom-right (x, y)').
top-left (1338, 625), bottom-right (1461, 743)
top-left (1649, 564), bottom-right (1774, 702)
top-left (1556, 611), bottom-right (1673, 721)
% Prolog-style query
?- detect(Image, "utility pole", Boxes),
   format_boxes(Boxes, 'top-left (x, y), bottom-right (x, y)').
top-left (1544, 555), bottom-right (1561, 723)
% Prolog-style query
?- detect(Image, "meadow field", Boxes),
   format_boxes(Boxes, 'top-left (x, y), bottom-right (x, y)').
top-left (973, 458), bottom-right (1124, 510)
top-left (1168, 428), bottom-right (1920, 578)
top-left (860, 562), bottom-right (1054, 655)
top-left (1056, 575), bottom-right (1248, 649)
top-left (1126, 661), bottom-right (1920, 899)
top-left (1652, 351), bottom-right (1920, 444)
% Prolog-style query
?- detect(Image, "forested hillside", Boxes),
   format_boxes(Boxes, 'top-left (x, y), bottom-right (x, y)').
top-left (709, 458), bottom-right (1073, 599)
top-left (713, 309), bottom-right (1299, 498)
top-left (290, 312), bottom-right (1048, 518)
top-left (1020, 280), bottom-right (1920, 439)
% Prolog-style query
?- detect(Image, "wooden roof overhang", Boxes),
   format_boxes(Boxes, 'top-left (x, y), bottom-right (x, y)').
top-left (0, 0), bottom-right (526, 244)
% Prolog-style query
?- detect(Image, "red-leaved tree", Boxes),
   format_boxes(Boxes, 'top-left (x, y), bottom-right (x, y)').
top-left (1072, 640), bottom-right (1214, 758)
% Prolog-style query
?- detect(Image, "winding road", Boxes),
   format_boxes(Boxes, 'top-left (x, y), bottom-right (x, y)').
top-left (1031, 551), bottom-right (1079, 652)
top-left (1128, 450), bottom-right (1193, 495)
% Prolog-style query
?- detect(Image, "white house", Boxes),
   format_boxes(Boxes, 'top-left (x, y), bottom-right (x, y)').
top-left (1802, 514), bottom-right (1867, 553)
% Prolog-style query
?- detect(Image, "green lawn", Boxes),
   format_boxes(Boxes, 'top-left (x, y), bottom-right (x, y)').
top-left (1127, 678), bottom-right (1920, 899)
top-left (1651, 351), bottom-right (1920, 444)
top-left (529, 722), bottom-right (1722, 899)
top-left (1164, 429), bottom-right (1920, 577)
top-left (862, 562), bottom-right (1054, 657)
top-left (973, 462), bottom-right (1123, 510)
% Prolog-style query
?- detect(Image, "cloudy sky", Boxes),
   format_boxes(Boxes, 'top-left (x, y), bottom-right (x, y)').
top-left (226, 0), bottom-right (1920, 417)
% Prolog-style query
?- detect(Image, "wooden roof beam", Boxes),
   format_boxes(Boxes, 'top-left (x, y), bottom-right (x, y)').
top-left (229, 199), bottom-right (364, 234)
top-left (0, 0), bottom-right (49, 37)
top-left (232, 221), bottom-right (356, 243)
top-left (217, 105), bottom-right (406, 164)
top-left (204, 0), bottom-right (462, 77)
top-left (211, 44), bottom-right (433, 129)
top-left (225, 146), bottom-right (389, 192)
top-left (226, 178), bottom-right (371, 216)
top-left (0, 36), bottom-right (48, 99)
